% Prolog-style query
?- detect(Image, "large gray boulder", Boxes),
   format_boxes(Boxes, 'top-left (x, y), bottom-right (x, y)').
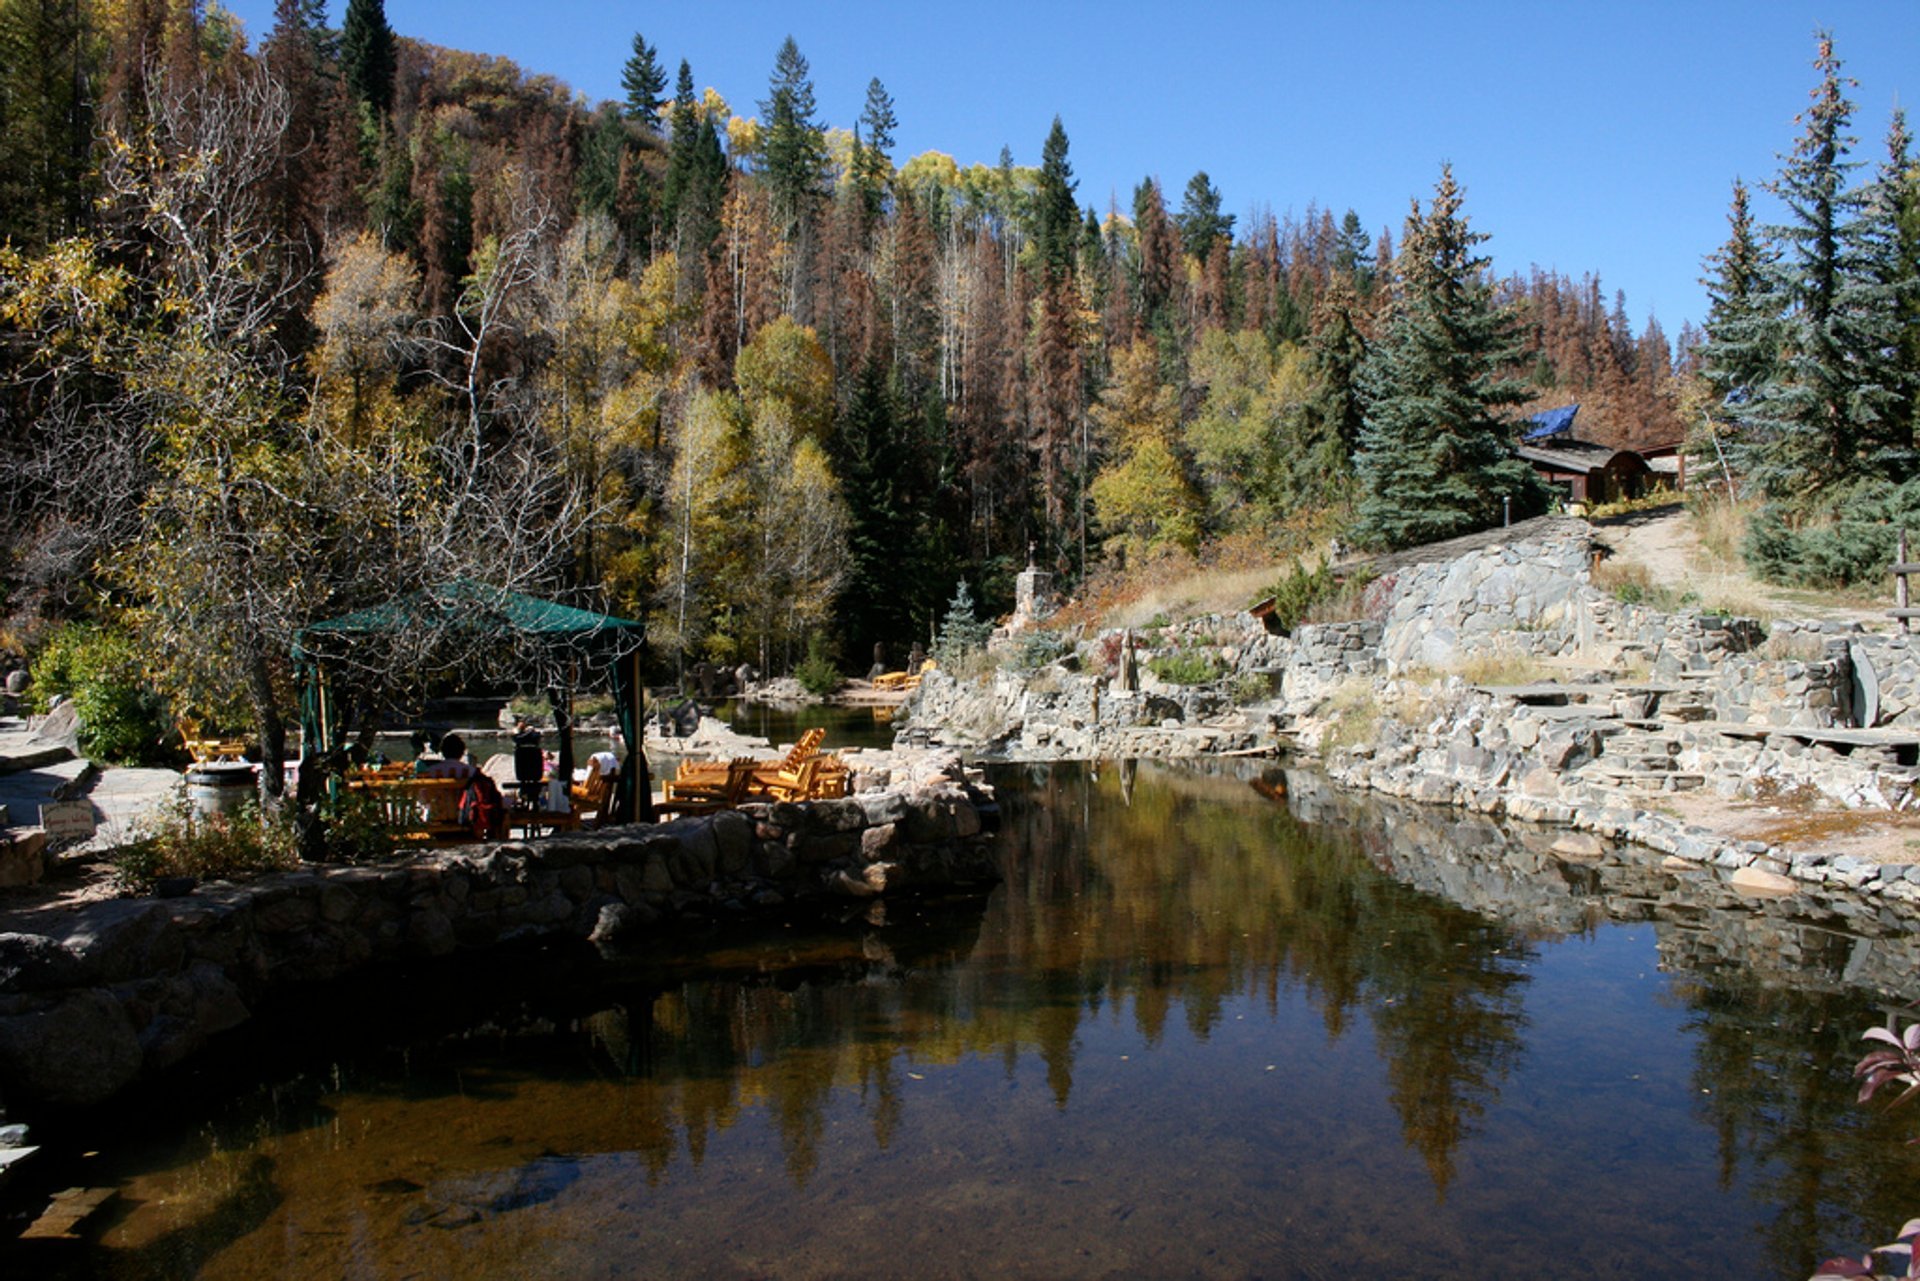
top-left (0, 990), bottom-right (143, 1106)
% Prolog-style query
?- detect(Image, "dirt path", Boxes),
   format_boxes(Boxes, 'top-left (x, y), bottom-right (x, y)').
top-left (1590, 506), bottom-right (1884, 624)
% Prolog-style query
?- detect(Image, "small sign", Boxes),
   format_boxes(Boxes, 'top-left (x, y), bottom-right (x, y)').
top-left (40, 801), bottom-right (95, 840)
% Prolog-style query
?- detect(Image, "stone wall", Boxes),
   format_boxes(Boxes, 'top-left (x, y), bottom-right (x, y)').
top-left (0, 762), bottom-right (997, 1111)
top-left (1380, 530), bottom-right (1593, 672)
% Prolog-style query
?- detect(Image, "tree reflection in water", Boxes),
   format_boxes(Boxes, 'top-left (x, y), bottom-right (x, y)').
top-left (41, 759), bottom-right (1920, 1280)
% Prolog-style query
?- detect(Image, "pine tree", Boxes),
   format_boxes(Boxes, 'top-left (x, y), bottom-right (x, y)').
top-left (833, 360), bottom-right (916, 658)
top-left (1307, 278), bottom-right (1368, 464)
top-left (1729, 33), bottom-right (1913, 494)
top-left (934, 580), bottom-right (991, 662)
top-left (660, 60), bottom-right (698, 233)
top-left (620, 32), bottom-right (667, 129)
top-left (1353, 166), bottom-right (1540, 550)
top-left (1694, 179), bottom-right (1779, 406)
top-left (1334, 209), bottom-right (1374, 296)
top-left (1870, 110), bottom-right (1920, 462)
top-left (0, 0), bottom-right (96, 245)
top-left (340, 0), bottom-right (394, 118)
top-left (851, 77), bottom-right (896, 232)
top-left (1033, 117), bottom-right (1078, 283)
top-left (1176, 171), bottom-right (1233, 261)
top-left (759, 36), bottom-right (826, 233)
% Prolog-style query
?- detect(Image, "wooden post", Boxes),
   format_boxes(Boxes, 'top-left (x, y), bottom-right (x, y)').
top-left (1901, 528), bottom-right (1911, 634)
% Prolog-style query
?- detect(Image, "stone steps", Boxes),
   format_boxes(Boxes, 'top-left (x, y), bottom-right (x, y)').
top-left (1584, 767), bottom-right (1708, 792)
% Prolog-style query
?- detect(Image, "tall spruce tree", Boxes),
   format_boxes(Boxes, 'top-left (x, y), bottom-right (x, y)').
top-left (759, 36), bottom-right (826, 233)
top-left (1353, 166), bottom-right (1539, 550)
top-left (850, 77), bottom-right (895, 232)
top-left (1870, 110), bottom-right (1920, 462)
top-left (1694, 179), bottom-right (1780, 407)
top-left (833, 360), bottom-right (917, 659)
top-left (620, 32), bottom-right (667, 129)
top-left (340, 0), bottom-right (394, 118)
top-left (660, 60), bottom-right (698, 232)
top-left (1176, 171), bottom-right (1233, 261)
top-left (1727, 34), bottom-right (1912, 495)
top-left (1033, 117), bottom-right (1079, 283)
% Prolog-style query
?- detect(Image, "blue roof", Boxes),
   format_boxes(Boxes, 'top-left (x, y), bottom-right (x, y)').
top-left (1524, 404), bottom-right (1580, 441)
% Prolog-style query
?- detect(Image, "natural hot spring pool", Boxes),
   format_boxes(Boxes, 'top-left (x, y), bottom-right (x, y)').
top-left (12, 760), bottom-right (1920, 1278)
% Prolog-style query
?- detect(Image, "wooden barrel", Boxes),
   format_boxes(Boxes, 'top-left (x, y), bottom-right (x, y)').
top-left (184, 762), bottom-right (258, 818)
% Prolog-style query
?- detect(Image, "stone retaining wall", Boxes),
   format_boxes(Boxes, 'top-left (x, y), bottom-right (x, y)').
top-left (0, 767), bottom-right (997, 1111)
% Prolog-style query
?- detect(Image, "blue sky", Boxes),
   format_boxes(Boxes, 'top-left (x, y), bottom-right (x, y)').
top-left (223, 1), bottom-right (1918, 335)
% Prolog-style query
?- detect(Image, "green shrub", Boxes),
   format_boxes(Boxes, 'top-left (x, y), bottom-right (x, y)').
top-left (1743, 479), bottom-right (1920, 587)
top-left (507, 693), bottom-right (554, 722)
top-left (31, 623), bottom-right (174, 765)
top-left (1257, 560), bottom-right (1378, 633)
top-left (1231, 672), bottom-right (1273, 704)
top-left (315, 788), bottom-right (402, 863)
top-left (1010, 630), bottom-right (1069, 671)
top-left (795, 632), bottom-right (842, 696)
top-left (115, 792), bottom-right (299, 894)
top-left (1147, 648), bottom-right (1226, 685)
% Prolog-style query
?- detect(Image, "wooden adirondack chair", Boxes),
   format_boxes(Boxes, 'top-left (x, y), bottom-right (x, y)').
top-left (541, 758), bottom-right (617, 833)
top-left (747, 728), bottom-right (825, 795)
top-left (657, 757), bottom-right (758, 818)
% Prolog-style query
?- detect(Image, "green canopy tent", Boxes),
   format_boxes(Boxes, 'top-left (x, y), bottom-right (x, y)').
top-left (293, 581), bottom-right (653, 825)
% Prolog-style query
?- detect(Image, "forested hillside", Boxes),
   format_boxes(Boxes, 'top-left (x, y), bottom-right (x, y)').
top-left (0, 0), bottom-right (1739, 736)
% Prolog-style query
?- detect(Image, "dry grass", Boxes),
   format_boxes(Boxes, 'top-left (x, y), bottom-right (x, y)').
top-left (1053, 533), bottom-right (1320, 631)
top-left (1690, 493), bottom-right (1751, 569)
top-left (1320, 678), bottom-right (1382, 752)
top-left (1399, 654), bottom-right (1559, 688)
top-left (1595, 553), bottom-right (1789, 622)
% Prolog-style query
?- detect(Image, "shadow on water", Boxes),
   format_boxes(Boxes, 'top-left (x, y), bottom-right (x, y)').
top-left (16, 760), bottom-right (1920, 1278)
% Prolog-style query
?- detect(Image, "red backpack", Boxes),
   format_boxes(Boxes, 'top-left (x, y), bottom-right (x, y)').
top-left (460, 773), bottom-right (508, 839)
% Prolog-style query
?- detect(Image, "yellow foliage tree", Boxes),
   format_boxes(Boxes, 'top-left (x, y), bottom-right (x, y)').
top-left (1090, 340), bottom-right (1202, 557)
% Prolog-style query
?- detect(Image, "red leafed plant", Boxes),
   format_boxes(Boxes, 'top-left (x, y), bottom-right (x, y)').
top-left (1810, 1012), bottom-right (1920, 1280)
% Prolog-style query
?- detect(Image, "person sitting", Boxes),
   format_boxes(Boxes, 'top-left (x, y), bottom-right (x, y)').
top-left (585, 728), bottom-right (623, 782)
top-left (418, 733), bottom-right (477, 780)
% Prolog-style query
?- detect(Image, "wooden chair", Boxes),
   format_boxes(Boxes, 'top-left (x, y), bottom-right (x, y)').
top-left (748, 728), bottom-right (825, 792)
top-left (759, 755), bottom-right (825, 804)
top-left (350, 777), bottom-right (474, 844)
top-left (657, 757), bottom-right (758, 818)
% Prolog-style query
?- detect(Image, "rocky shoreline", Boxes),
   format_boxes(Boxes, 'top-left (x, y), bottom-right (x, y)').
top-left (898, 518), bottom-right (1920, 912)
top-left (0, 748), bottom-right (996, 1113)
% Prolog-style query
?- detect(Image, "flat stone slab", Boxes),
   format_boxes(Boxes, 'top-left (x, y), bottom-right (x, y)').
top-left (1700, 721), bottom-right (1920, 749)
top-left (19, 1186), bottom-right (114, 1239)
top-left (0, 744), bottom-right (74, 774)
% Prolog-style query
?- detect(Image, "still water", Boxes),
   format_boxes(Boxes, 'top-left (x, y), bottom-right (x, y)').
top-left (27, 761), bottom-right (1920, 1278)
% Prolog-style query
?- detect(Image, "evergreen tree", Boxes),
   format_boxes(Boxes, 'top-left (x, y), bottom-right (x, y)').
top-left (1176, 171), bottom-right (1233, 261)
top-left (1694, 179), bottom-right (1779, 406)
top-left (661, 60), bottom-right (698, 232)
top-left (833, 360), bottom-right (915, 658)
top-left (0, 0), bottom-right (96, 245)
top-left (934, 580), bottom-right (991, 662)
top-left (1728, 34), bottom-right (1913, 494)
top-left (1033, 117), bottom-right (1078, 282)
top-left (759, 36), bottom-right (826, 233)
top-left (850, 76), bottom-right (895, 231)
top-left (1307, 278), bottom-right (1368, 463)
top-left (1334, 209), bottom-right (1374, 296)
top-left (1871, 110), bottom-right (1920, 461)
top-left (1353, 166), bottom-right (1540, 550)
top-left (575, 102), bottom-right (628, 220)
top-left (340, 0), bottom-right (394, 118)
top-left (620, 32), bottom-right (667, 129)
